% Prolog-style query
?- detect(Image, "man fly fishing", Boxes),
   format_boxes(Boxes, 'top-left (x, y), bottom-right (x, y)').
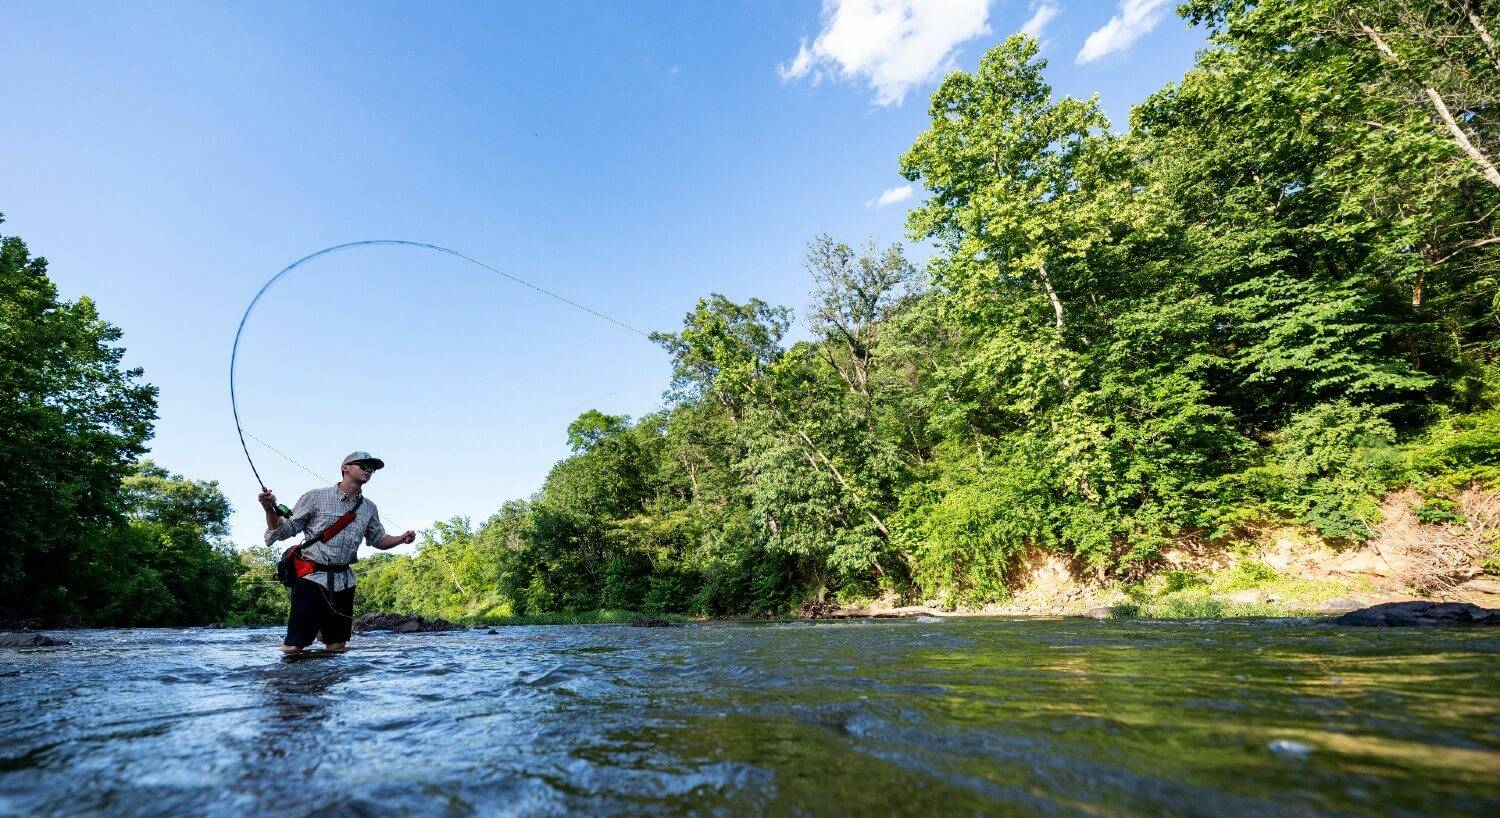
top-left (259, 451), bottom-right (416, 654)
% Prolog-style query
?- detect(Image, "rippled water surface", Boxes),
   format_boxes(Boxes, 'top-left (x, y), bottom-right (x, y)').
top-left (1, 618), bottom-right (1496, 816)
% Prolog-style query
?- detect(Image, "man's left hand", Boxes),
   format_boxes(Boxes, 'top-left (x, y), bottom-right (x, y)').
top-left (400, 530), bottom-right (416, 545)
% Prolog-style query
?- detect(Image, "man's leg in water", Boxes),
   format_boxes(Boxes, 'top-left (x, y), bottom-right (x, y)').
top-left (319, 585), bottom-right (355, 652)
top-left (283, 579), bottom-right (323, 654)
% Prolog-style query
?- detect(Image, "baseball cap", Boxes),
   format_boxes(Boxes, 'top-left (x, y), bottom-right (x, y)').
top-left (342, 451), bottom-right (385, 470)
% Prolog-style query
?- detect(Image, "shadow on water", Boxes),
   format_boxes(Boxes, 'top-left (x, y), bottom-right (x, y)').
top-left (263, 651), bottom-right (368, 722)
top-left (219, 651), bottom-right (392, 815)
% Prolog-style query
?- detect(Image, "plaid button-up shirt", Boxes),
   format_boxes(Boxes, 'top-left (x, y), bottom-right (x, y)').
top-left (264, 485), bottom-right (386, 591)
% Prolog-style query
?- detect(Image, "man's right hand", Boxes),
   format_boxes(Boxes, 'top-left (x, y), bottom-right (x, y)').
top-left (260, 489), bottom-right (288, 532)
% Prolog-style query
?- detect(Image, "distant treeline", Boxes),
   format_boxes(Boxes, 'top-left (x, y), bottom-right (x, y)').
top-left (3, 0), bottom-right (1496, 626)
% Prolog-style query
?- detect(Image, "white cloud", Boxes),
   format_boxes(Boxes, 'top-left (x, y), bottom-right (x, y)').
top-left (867, 184), bottom-right (914, 208)
top-left (779, 0), bottom-right (994, 107)
top-left (780, 43), bottom-right (817, 82)
top-left (1075, 0), bottom-right (1169, 64)
top-left (1019, 1), bottom-right (1060, 41)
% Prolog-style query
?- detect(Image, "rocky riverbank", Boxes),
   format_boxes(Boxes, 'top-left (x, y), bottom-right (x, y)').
top-left (1331, 601), bottom-right (1500, 626)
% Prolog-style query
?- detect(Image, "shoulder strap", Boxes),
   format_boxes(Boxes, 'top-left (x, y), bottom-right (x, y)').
top-left (319, 495), bottom-right (364, 543)
top-left (302, 495), bottom-right (365, 546)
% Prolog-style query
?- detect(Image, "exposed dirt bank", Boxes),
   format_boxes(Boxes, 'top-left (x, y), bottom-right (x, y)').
top-left (817, 489), bottom-right (1500, 620)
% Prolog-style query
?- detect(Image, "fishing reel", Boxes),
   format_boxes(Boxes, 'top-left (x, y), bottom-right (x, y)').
top-left (276, 503), bottom-right (293, 519)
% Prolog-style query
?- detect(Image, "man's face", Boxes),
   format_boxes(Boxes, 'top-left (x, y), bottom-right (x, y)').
top-left (344, 461), bottom-right (377, 484)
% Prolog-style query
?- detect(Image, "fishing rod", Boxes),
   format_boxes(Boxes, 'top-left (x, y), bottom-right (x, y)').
top-left (229, 239), bottom-right (652, 505)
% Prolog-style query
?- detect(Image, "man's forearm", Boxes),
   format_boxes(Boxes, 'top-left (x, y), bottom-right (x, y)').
top-left (375, 535), bottom-right (403, 550)
top-left (263, 507), bottom-right (283, 531)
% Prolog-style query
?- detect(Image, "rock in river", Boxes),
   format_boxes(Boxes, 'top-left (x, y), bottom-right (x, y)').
top-left (0, 632), bottom-right (69, 647)
top-left (1331, 601), bottom-right (1499, 627)
top-left (627, 618), bottom-right (680, 627)
top-left (354, 613), bottom-right (465, 633)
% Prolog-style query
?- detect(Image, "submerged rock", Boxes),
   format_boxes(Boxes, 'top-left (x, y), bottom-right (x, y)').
top-left (1331, 601), bottom-right (1500, 627)
top-left (353, 613), bottom-right (465, 633)
top-left (1267, 739), bottom-right (1312, 758)
top-left (0, 632), bottom-right (68, 647)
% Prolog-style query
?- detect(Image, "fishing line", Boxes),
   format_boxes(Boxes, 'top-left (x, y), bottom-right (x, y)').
top-left (243, 429), bottom-right (326, 487)
top-left (230, 239), bottom-right (652, 492)
top-left (230, 240), bottom-right (655, 632)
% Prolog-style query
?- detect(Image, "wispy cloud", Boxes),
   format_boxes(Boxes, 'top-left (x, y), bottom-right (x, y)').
top-left (1019, 1), bottom-right (1060, 41)
top-left (779, 0), bottom-right (994, 107)
top-left (1075, 0), bottom-right (1169, 64)
top-left (867, 184), bottom-right (914, 208)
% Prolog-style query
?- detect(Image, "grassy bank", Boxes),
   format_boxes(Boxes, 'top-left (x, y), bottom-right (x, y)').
top-left (1103, 561), bottom-right (1371, 619)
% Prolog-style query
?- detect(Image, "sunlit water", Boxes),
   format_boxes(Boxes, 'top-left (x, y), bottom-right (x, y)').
top-left (1, 618), bottom-right (1496, 816)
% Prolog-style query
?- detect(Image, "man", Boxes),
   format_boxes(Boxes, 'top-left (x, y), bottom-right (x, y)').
top-left (258, 451), bottom-right (416, 654)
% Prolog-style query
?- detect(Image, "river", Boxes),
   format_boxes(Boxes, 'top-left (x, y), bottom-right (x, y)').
top-left (1, 618), bottom-right (1496, 816)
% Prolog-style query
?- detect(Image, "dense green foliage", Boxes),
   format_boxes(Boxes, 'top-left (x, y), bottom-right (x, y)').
top-left (75, 460), bottom-right (250, 626)
top-left (2, 217), bottom-right (153, 623)
top-left (354, 0), bottom-right (1498, 620)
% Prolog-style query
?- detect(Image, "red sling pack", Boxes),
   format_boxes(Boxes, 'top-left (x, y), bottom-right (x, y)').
top-left (275, 495), bottom-right (364, 586)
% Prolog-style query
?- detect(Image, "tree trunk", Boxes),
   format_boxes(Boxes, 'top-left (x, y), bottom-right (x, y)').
top-left (1420, 85), bottom-right (1500, 188)
top-left (794, 428), bottom-right (893, 540)
top-left (1360, 22), bottom-right (1500, 190)
top-left (1039, 263), bottom-right (1065, 332)
top-left (679, 453), bottom-right (700, 497)
top-left (1464, 1), bottom-right (1500, 71)
top-left (435, 551), bottom-right (466, 596)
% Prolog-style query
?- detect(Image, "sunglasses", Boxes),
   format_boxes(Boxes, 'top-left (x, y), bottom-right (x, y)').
top-left (350, 462), bottom-right (378, 471)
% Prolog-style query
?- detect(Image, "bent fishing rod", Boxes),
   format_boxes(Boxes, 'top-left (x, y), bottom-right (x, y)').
top-left (229, 239), bottom-right (651, 501)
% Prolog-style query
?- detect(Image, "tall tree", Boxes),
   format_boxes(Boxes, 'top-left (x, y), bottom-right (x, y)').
top-left (0, 217), bottom-right (158, 622)
top-left (901, 35), bottom-right (1115, 341)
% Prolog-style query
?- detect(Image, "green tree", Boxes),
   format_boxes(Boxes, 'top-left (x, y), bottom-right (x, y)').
top-left (226, 545), bottom-right (287, 625)
top-left (92, 462), bottom-right (240, 625)
top-left (0, 218), bottom-right (158, 623)
top-left (901, 35), bottom-right (1116, 342)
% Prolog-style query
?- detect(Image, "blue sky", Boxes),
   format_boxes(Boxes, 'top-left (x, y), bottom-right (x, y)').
top-left (1, 1), bottom-right (1206, 550)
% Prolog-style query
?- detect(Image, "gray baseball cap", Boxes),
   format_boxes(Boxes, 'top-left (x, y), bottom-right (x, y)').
top-left (342, 451), bottom-right (385, 470)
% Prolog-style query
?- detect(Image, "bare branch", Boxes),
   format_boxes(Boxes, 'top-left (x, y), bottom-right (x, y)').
top-left (1432, 234), bottom-right (1500, 264)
